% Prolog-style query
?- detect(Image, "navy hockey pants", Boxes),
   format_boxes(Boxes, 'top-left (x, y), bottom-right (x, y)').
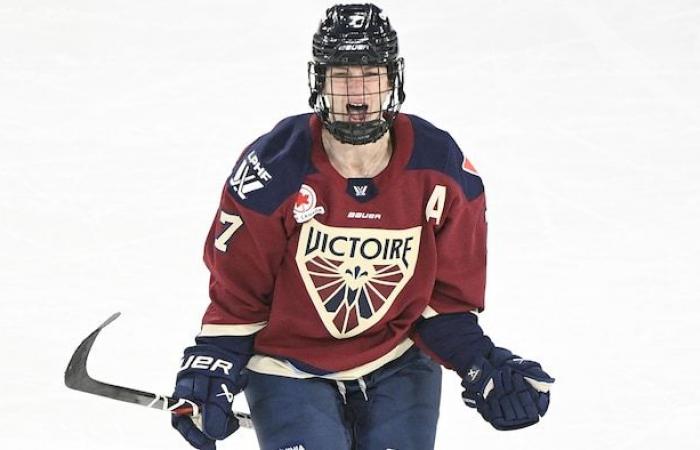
top-left (244, 346), bottom-right (442, 450)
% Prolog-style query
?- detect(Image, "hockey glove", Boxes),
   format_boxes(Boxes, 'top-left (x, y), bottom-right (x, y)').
top-left (172, 344), bottom-right (249, 450)
top-left (461, 347), bottom-right (554, 431)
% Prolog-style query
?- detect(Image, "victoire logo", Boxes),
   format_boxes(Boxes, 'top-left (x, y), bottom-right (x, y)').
top-left (229, 151), bottom-right (273, 199)
top-left (295, 218), bottom-right (421, 338)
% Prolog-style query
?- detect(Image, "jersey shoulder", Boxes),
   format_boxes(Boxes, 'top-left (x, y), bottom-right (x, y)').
top-left (404, 114), bottom-right (484, 201)
top-left (227, 114), bottom-right (316, 215)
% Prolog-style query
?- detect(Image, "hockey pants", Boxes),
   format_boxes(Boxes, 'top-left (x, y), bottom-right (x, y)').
top-left (244, 346), bottom-right (442, 450)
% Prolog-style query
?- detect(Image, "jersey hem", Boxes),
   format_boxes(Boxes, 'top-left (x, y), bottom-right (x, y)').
top-left (245, 338), bottom-right (415, 380)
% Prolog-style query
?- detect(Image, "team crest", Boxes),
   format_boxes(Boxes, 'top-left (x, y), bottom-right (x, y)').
top-left (293, 184), bottom-right (325, 223)
top-left (295, 218), bottom-right (421, 339)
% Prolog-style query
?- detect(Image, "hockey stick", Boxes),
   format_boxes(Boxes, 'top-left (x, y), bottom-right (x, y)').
top-left (64, 312), bottom-right (253, 429)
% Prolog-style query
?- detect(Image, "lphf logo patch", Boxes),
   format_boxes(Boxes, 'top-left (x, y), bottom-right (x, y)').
top-left (295, 218), bottom-right (421, 339)
top-left (229, 151), bottom-right (273, 200)
top-left (293, 184), bottom-right (325, 223)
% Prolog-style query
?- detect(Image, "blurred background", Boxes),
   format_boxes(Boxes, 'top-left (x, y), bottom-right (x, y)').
top-left (1, 0), bottom-right (699, 448)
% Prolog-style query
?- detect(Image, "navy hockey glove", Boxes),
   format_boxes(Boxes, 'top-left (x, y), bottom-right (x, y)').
top-left (461, 347), bottom-right (554, 431)
top-left (171, 343), bottom-right (249, 450)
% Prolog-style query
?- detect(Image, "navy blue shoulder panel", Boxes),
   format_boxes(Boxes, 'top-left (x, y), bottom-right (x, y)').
top-left (227, 114), bottom-right (316, 215)
top-left (405, 114), bottom-right (484, 201)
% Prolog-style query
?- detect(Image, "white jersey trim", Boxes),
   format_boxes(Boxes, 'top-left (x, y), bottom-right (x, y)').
top-left (421, 306), bottom-right (480, 319)
top-left (421, 306), bottom-right (439, 319)
top-left (199, 322), bottom-right (268, 337)
top-left (246, 338), bottom-right (415, 380)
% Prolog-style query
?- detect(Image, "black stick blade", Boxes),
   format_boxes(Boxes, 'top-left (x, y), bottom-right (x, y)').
top-left (65, 312), bottom-right (121, 390)
top-left (64, 312), bottom-right (173, 407)
top-left (63, 312), bottom-right (253, 428)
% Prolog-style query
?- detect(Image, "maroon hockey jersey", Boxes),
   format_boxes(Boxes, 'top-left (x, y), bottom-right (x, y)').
top-left (199, 113), bottom-right (486, 379)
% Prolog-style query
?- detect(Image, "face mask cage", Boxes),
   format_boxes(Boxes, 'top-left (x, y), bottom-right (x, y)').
top-left (308, 57), bottom-right (405, 145)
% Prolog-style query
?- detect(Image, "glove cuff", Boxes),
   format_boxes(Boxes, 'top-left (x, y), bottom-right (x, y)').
top-left (179, 344), bottom-right (249, 387)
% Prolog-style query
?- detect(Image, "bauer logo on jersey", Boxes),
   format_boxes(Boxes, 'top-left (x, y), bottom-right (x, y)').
top-left (295, 218), bottom-right (421, 339)
top-left (293, 184), bottom-right (325, 223)
top-left (229, 151), bottom-right (273, 200)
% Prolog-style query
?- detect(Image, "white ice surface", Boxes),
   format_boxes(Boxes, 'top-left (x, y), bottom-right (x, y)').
top-left (1, 1), bottom-right (699, 449)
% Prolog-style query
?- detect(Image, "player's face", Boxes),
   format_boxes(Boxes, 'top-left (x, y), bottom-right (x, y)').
top-left (324, 65), bottom-right (391, 124)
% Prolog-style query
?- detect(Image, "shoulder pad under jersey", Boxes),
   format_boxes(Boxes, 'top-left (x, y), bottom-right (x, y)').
top-left (405, 114), bottom-right (484, 201)
top-left (227, 114), bottom-right (316, 215)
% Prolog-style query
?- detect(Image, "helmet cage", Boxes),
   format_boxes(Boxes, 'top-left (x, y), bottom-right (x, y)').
top-left (307, 58), bottom-right (405, 145)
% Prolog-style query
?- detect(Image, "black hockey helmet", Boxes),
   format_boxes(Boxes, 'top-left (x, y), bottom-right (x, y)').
top-left (308, 3), bottom-right (405, 145)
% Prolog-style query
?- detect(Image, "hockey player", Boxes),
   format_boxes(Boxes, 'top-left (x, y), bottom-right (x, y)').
top-left (171, 4), bottom-right (554, 450)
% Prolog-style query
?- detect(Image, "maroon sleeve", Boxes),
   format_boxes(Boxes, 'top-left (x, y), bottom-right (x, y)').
top-left (428, 179), bottom-right (487, 316)
top-left (412, 174), bottom-right (488, 371)
top-left (199, 185), bottom-right (289, 337)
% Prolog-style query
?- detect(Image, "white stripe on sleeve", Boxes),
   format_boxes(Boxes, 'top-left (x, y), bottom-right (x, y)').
top-left (199, 322), bottom-right (268, 337)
